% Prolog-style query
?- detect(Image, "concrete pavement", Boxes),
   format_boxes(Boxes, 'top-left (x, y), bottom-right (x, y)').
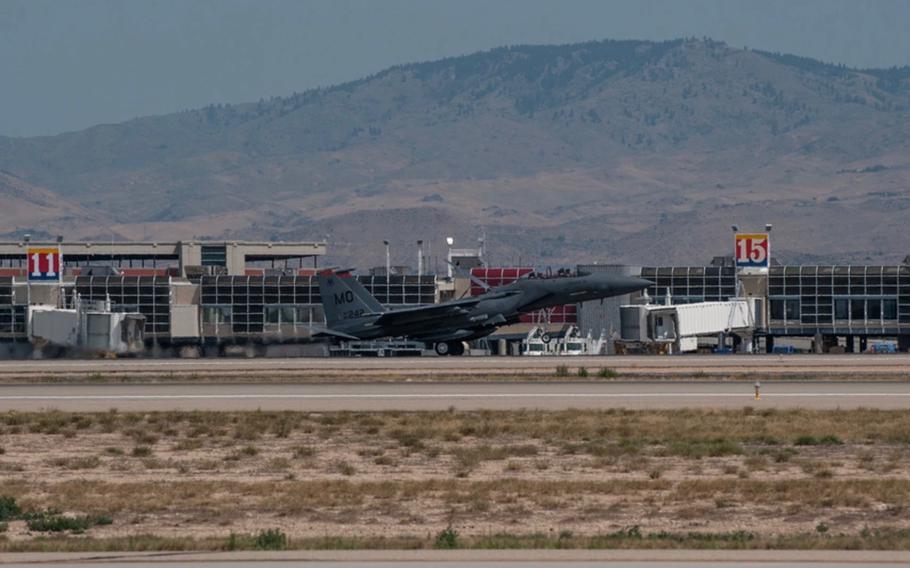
top-left (3, 380), bottom-right (910, 411)
top-left (2, 354), bottom-right (910, 381)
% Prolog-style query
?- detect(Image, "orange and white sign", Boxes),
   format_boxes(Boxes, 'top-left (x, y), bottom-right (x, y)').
top-left (734, 233), bottom-right (769, 269)
top-left (27, 247), bottom-right (62, 282)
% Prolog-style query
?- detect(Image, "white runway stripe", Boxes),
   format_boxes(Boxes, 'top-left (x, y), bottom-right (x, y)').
top-left (2, 392), bottom-right (910, 400)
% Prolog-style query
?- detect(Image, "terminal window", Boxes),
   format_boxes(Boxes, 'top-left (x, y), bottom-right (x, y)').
top-left (884, 299), bottom-right (898, 320)
top-left (851, 299), bottom-right (865, 320)
top-left (835, 299), bottom-right (849, 320)
top-left (868, 299), bottom-right (882, 320)
top-left (265, 306), bottom-right (296, 325)
top-left (770, 299), bottom-right (800, 321)
top-left (202, 305), bottom-right (232, 324)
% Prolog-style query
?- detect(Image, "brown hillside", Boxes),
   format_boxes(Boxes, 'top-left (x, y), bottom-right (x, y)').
top-left (1, 39), bottom-right (908, 267)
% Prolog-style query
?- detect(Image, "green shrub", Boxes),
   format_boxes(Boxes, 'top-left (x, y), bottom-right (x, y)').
top-left (555, 365), bottom-right (569, 377)
top-left (597, 368), bottom-right (618, 379)
top-left (131, 446), bottom-right (152, 457)
top-left (435, 525), bottom-right (459, 549)
top-left (577, 367), bottom-right (589, 378)
top-left (255, 528), bottom-right (287, 550)
top-left (227, 532), bottom-right (239, 551)
top-left (27, 514), bottom-right (91, 533)
top-left (794, 435), bottom-right (841, 446)
top-left (0, 496), bottom-right (21, 522)
top-left (614, 525), bottom-right (642, 539)
top-left (334, 461), bottom-right (356, 476)
top-left (772, 448), bottom-right (797, 463)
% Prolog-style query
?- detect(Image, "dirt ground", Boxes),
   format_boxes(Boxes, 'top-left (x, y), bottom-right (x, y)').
top-left (1, 408), bottom-right (910, 547)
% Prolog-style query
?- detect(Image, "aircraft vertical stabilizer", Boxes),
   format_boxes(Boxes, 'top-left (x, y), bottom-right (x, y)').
top-left (317, 274), bottom-right (377, 327)
top-left (343, 276), bottom-right (386, 313)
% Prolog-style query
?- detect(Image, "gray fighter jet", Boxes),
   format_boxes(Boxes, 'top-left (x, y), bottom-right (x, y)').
top-left (315, 271), bottom-right (651, 355)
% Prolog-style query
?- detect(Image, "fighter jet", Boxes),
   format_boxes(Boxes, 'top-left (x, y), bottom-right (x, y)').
top-left (315, 270), bottom-right (651, 355)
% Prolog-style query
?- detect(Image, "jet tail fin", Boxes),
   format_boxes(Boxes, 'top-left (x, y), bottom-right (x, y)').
top-left (343, 276), bottom-right (386, 313)
top-left (316, 274), bottom-right (380, 327)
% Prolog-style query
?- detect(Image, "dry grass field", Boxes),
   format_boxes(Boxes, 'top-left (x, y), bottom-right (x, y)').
top-left (2, 408), bottom-right (910, 551)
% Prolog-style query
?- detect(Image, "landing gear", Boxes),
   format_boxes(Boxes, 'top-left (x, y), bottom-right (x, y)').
top-left (434, 341), bottom-right (465, 356)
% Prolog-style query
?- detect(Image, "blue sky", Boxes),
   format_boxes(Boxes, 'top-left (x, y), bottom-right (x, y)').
top-left (1, 0), bottom-right (908, 137)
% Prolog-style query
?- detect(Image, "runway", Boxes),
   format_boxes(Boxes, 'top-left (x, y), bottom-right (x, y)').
top-left (2, 354), bottom-right (910, 380)
top-left (2, 562), bottom-right (906, 568)
top-left (3, 380), bottom-right (910, 411)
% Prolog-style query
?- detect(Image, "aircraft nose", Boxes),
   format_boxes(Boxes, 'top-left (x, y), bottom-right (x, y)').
top-left (614, 276), bottom-right (653, 294)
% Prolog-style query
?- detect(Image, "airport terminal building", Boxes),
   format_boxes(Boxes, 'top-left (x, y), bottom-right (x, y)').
top-left (608, 260), bottom-right (910, 352)
top-left (0, 240), bottom-right (434, 354)
top-left (2, 238), bottom-right (910, 355)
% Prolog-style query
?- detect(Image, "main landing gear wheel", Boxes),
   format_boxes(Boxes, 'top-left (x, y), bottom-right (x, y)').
top-left (434, 341), bottom-right (465, 356)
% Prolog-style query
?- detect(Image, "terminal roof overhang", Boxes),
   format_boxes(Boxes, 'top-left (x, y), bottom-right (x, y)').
top-left (0, 241), bottom-right (327, 262)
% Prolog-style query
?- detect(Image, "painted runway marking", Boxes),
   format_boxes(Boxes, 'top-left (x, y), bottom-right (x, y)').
top-left (2, 392), bottom-right (910, 400)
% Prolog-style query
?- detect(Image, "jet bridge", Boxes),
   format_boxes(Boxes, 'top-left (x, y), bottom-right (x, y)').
top-left (619, 299), bottom-right (761, 354)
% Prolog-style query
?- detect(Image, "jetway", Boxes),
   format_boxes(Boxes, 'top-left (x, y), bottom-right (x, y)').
top-left (29, 296), bottom-right (145, 356)
top-left (618, 298), bottom-right (761, 353)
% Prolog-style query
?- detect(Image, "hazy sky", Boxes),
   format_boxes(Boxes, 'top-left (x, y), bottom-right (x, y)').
top-left (1, 0), bottom-right (908, 137)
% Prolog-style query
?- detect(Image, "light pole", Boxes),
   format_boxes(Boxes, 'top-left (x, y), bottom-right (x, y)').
top-left (383, 240), bottom-right (391, 277)
top-left (731, 225), bottom-right (740, 295)
top-left (416, 240), bottom-right (424, 277)
top-left (23, 234), bottom-right (31, 315)
top-left (445, 237), bottom-right (454, 279)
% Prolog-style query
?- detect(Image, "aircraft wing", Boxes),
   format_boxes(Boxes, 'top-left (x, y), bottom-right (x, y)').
top-left (374, 290), bottom-right (519, 328)
top-left (307, 325), bottom-right (362, 340)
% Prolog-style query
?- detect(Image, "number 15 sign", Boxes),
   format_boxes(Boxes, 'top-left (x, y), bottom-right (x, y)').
top-left (734, 233), bottom-right (770, 270)
top-left (28, 247), bottom-right (62, 282)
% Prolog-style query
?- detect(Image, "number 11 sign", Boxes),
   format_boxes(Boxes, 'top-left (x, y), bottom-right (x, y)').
top-left (27, 247), bottom-right (62, 282)
top-left (734, 233), bottom-right (770, 270)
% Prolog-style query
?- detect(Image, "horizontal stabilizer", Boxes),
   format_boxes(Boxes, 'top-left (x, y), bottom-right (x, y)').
top-left (307, 325), bottom-right (362, 341)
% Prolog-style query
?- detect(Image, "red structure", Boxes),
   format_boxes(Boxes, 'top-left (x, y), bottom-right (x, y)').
top-left (470, 267), bottom-right (577, 324)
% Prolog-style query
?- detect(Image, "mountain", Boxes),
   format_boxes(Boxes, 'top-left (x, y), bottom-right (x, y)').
top-left (1, 38), bottom-right (909, 268)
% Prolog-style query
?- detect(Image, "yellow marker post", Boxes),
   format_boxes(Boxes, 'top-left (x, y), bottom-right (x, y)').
top-left (754, 381), bottom-right (761, 400)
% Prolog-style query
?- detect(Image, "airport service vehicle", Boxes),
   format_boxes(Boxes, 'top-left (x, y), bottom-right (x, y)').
top-left (314, 271), bottom-right (650, 356)
top-left (521, 325), bottom-right (608, 356)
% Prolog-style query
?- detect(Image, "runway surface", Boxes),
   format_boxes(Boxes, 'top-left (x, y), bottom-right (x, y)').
top-left (3, 380), bottom-right (910, 411)
top-left (3, 563), bottom-right (905, 568)
top-left (3, 354), bottom-right (910, 380)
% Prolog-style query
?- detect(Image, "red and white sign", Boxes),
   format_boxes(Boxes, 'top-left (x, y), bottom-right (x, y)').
top-left (28, 247), bottom-right (62, 282)
top-left (734, 233), bottom-right (770, 270)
